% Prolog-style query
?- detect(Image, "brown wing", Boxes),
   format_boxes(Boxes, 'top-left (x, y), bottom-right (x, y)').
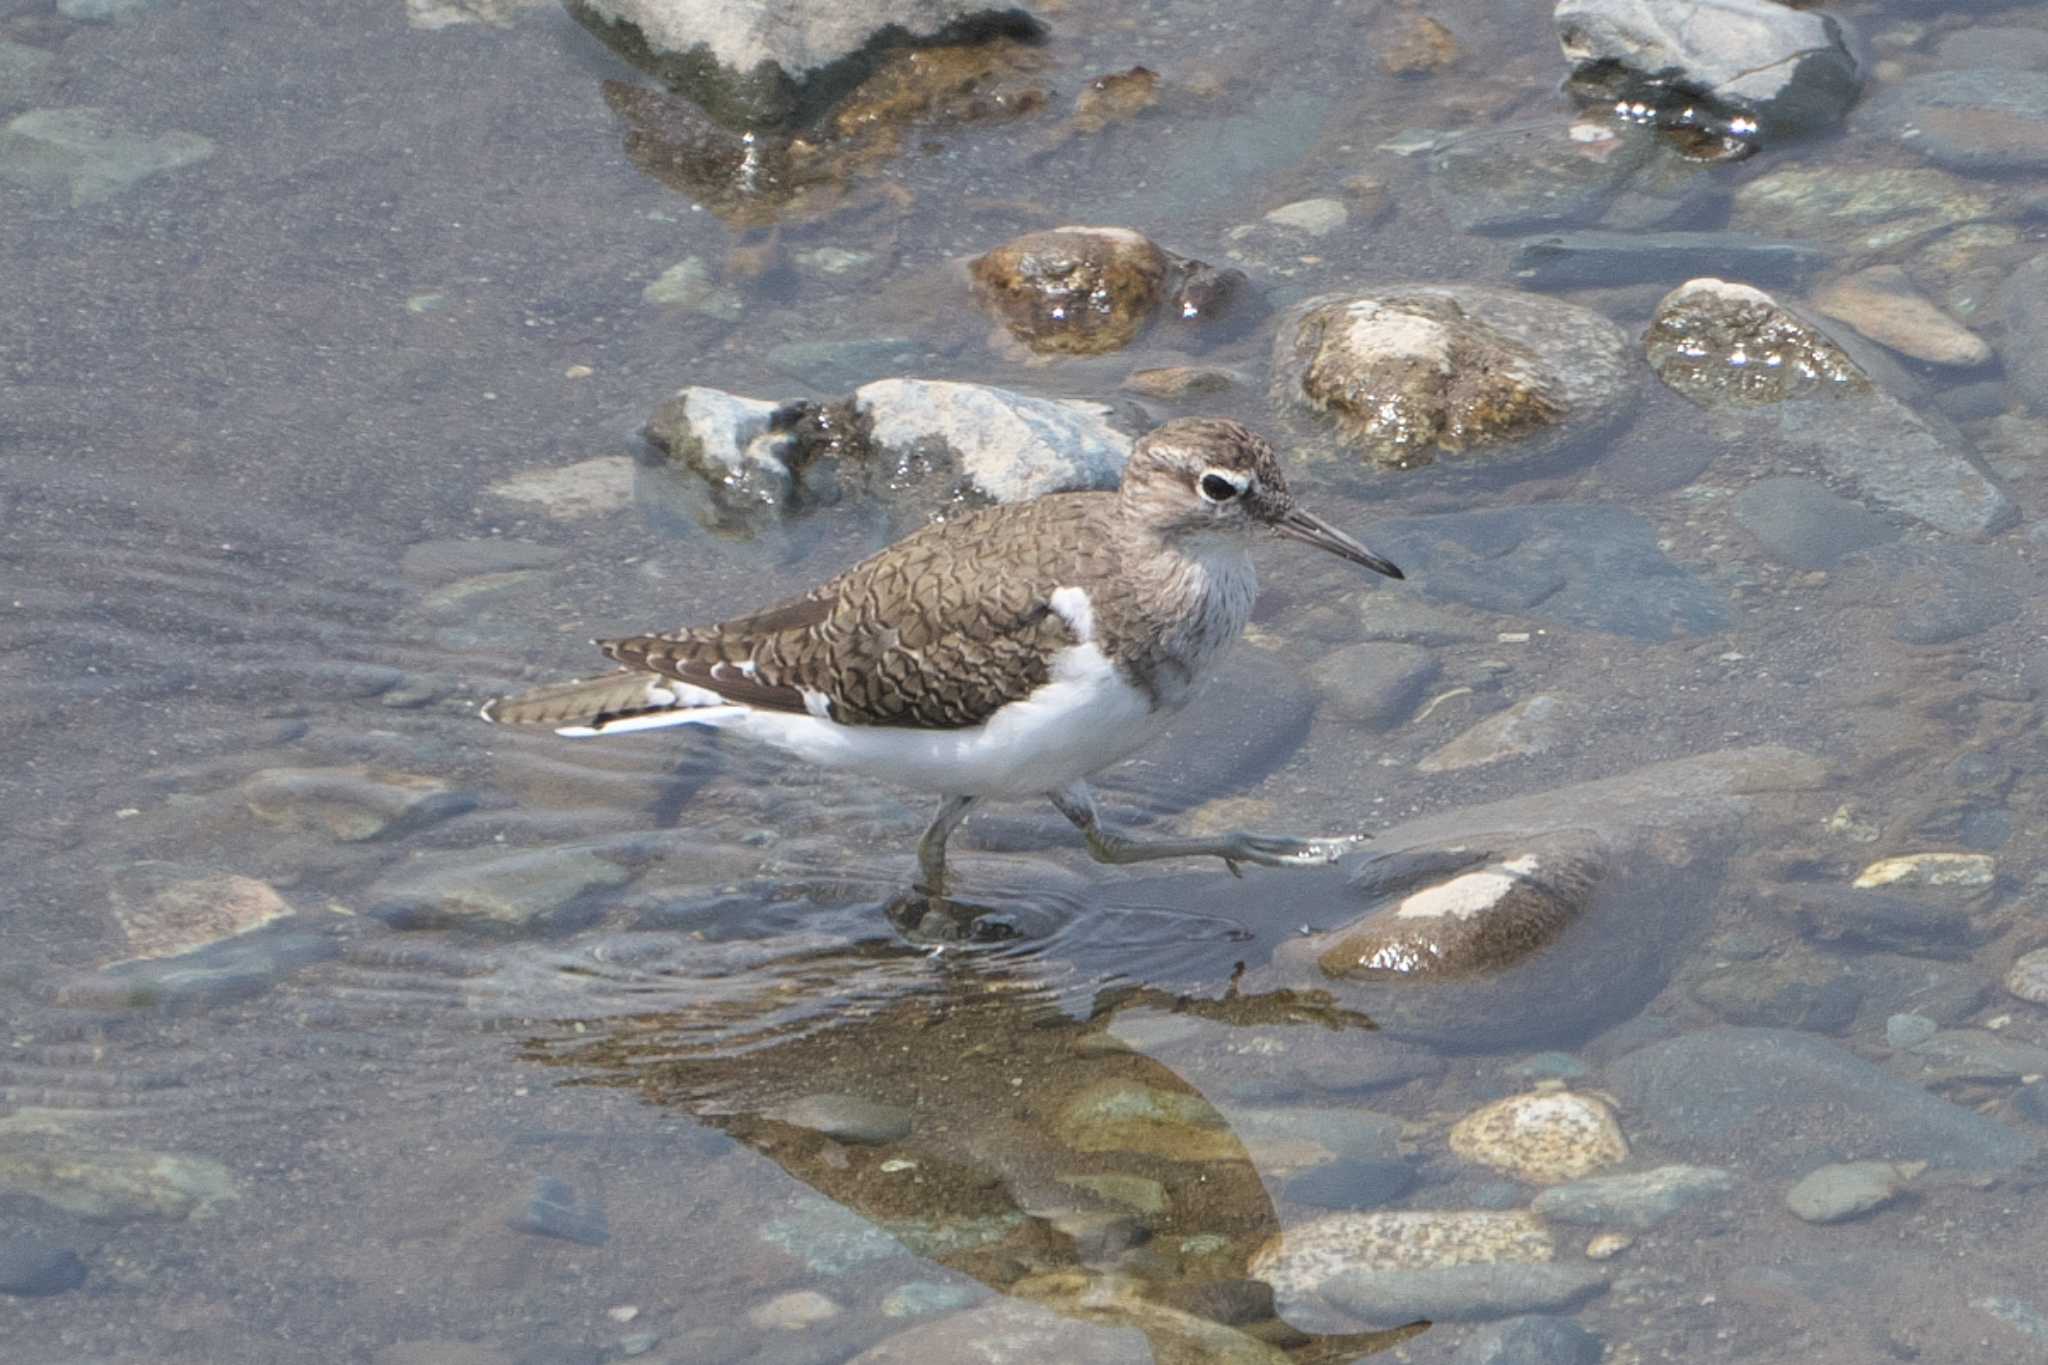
top-left (599, 498), bottom-right (1112, 729)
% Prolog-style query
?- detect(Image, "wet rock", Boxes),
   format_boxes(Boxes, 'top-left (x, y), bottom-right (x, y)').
top-left (846, 1293), bottom-right (1235, 1365)
top-left (880, 1281), bottom-right (979, 1317)
top-left (1450, 1091), bottom-right (1628, 1184)
top-left (640, 256), bottom-right (744, 317)
top-left (1068, 65), bottom-right (1160, 135)
top-left (1555, 0), bottom-right (1862, 139)
top-left (1731, 477), bottom-right (1896, 570)
top-left (1263, 198), bottom-right (1349, 237)
top-left (1646, 278), bottom-right (2015, 536)
top-left (1730, 165), bottom-right (2002, 256)
top-left (1366, 505), bottom-right (1727, 641)
top-left (1855, 545), bottom-right (2023, 645)
top-left (1530, 1164), bottom-right (1735, 1229)
top-left (1223, 1106), bottom-right (1409, 1171)
top-left (768, 1094), bottom-right (912, 1144)
top-left (66, 923), bottom-right (339, 1011)
top-left (1426, 121), bottom-right (1703, 236)
top-left (1785, 1159), bottom-right (1921, 1224)
top-left (1107, 1009), bottom-right (1444, 1101)
top-left (1419, 695), bottom-right (1569, 773)
top-left (1886, 1013), bottom-right (1938, 1049)
top-left (1770, 884), bottom-right (1989, 958)
top-left (1325, 1263), bottom-right (1606, 1328)
top-left (242, 766), bottom-right (473, 843)
top-left (1308, 642), bottom-right (1438, 731)
top-left (0, 107), bottom-right (214, 205)
top-left (1606, 1027), bottom-right (2041, 1176)
top-left (969, 227), bottom-right (1243, 355)
top-left (2001, 253), bottom-right (2048, 417)
top-left (750, 1289), bottom-right (842, 1329)
top-left (1511, 230), bottom-right (1825, 289)
top-left (1902, 1029), bottom-right (2048, 1086)
top-left (1052, 1080), bottom-right (1239, 1162)
top-left (508, 1176), bottom-right (610, 1246)
top-left (1282, 1159), bottom-right (1417, 1211)
top-left (486, 456), bottom-right (636, 522)
top-left (1271, 287), bottom-right (1635, 469)
top-left (1812, 266), bottom-right (1990, 367)
top-left (0, 1122), bottom-right (238, 1220)
top-left (1852, 852), bottom-right (1995, 889)
top-left (107, 864), bottom-right (292, 961)
top-left (645, 379), bottom-right (1132, 532)
top-left (1257, 748), bottom-right (1816, 1050)
top-left (1250, 1210), bottom-right (1554, 1303)
top-left (854, 378), bottom-right (1132, 502)
top-left (1056, 1173), bottom-right (1167, 1215)
top-left (0, 1237), bottom-right (85, 1296)
top-left (1120, 365), bottom-right (1241, 399)
top-left (566, 0), bottom-right (1044, 130)
top-left (1689, 950), bottom-right (1862, 1033)
top-left (370, 846), bottom-right (634, 928)
top-left (1452, 1314), bottom-right (1604, 1365)
top-left (1859, 69), bottom-right (2048, 172)
top-left (1845, 954), bottom-right (1987, 1029)
top-left (2007, 949), bottom-right (2048, 1005)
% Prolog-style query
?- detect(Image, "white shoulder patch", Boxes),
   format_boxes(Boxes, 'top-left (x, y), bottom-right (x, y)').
top-left (802, 688), bottom-right (834, 719)
top-left (1048, 585), bottom-right (1096, 643)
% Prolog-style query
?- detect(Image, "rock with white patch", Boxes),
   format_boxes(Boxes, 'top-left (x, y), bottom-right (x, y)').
top-left (1251, 747), bottom-right (1826, 1049)
top-left (1449, 1091), bottom-right (1629, 1184)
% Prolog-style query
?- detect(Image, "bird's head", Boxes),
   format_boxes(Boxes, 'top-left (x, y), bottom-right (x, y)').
top-left (1119, 418), bottom-right (1404, 579)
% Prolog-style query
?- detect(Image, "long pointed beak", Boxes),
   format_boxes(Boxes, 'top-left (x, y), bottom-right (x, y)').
top-left (1274, 507), bottom-right (1404, 579)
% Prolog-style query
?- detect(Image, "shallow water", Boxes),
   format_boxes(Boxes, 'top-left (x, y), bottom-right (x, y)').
top-left (5, 0), bottom-right (2048, 1360)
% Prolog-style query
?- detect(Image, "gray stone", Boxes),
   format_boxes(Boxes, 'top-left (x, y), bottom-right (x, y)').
top-left (641, 256), bottom-right (743, 318)
top-left (1452, 1314), bottom-right (1604, 1365)
top-left (1364, 504), bottom-right (1727, 641)
top-left (1732, 477), bottom-right (1896, 569)
top-left (1271, 286), bottom-right (1638, 470)
top-left (0, 107), bottom-right (214, 205)
top-left (1730, 166), bottom-right (2001, 256)
top-left (1860, 69), bottom-right (2048, 172)
top-left (1426, 122), bottom-right (1695, 235)
top-left (769, 1094), bottom-right (913, 1144)
top-left (1555, 0), bottom-right (1862, 138)
top-left (1647, 279), bottom-right (2015, 536)
top-left (0, 1126), bottom-right (238, 1221)
top-left (1903, 1030), bottom-right (2048, 1085)
top-left (1109, 1007), bottom-right (1444, 1101)
top-left (1511, 231), bottom-right (1826, 289)
top-left (1530, 1164), bottom-right (1737, 1229)
top-left (1606, 1027), bottom-right (2040, 1176)
top-left (508, 1176), bottom-right (609, 1246)
top-left (0, 1237), bottom-right (86, 1296)
top-left (2001, 252), bottom-right (2048, 418)
top-left (1851, 544), bottom-right (2021, 645)
top-left (241, 766), bottom-right (474, 842)
top-left (1252, 748), bottom-right (1820, 1050)
top-left (371, 846), bottom-right (634, 928)
top-left (1690, 953), bottom-right (1862, 1033)
top-left (1844, 954), bottom-right (1988, 1028)
top-left (565, 0), bottom-right (1042, 129)
top-left (1885, 1013), bottom-right (1938, 1049)
top-left (1282, 1159), bottom-right (1417, 1211)
top-left (66, 924), bottom-right (339, 1012)
top-left (853, 378), bottom-right (1132, 504)
top-left (1321, 1263), bottom-right (1608, 1328)
top-left (1309, 642), bottom-right (1438, 730)
top-left (1419, 695), bottom-right (1571, 773)
top-left (1770, 883), bottom-right (1988, 957)
top-left (1785, 1159), bottom-right (1920, 1223)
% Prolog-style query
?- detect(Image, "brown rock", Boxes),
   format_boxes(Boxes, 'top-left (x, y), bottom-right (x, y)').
top-left (1811, 265), bottom-right (1991, 367)
top-left (970, 226), bottom-right (1171, 355)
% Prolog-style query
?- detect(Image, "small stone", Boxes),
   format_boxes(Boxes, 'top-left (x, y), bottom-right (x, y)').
top-left (1121, 365), bottom-right (1242, 398)
top-left (1647, 278), bottom-right (1867, 406)
top-left (852, 378), bottom-right (1133, 504)
top-left (1419, 695), bottom-right (1568, 773)
top-left (1852, 853), bottom-right (1994, 890)
top-left (1731, 477), bottom-right (1895, 570)
top-left (371, 847), bottom-right (633, 928)
top-left (2007, 949), bottom-right (2048, 1005)
top-left (606, 1305), bottom-right (639, 1324)
top-left (242, 766), bottom-right (469, 843)
top-left (1322, 1263), bottom-right (1608, 1328)
top-left (0, 107), bottom-right (214, 205)
top-left (969, 226), bottom-right (1172, 355)
top-left (1784, 1159), bottom-right (1922, 1223)
top-left (1530, 1164), bottom-right (1736, 1229)
top-left (0, 1237), bottom-right (86, 1296)
top-left (1886, 1013), bottom-right (1939, 1049)
top-left (748, 1289), bottom-right (841, 1330)
top-left (1811, 266), bottom-right (1990, 366)
top-left (1376, 10), bottom-right (1460, 75)
top-left (1309, 641), bottom-right (1439, 730)
top-left (1281, 1159), bottom-right (1416, 1211)
top-left (0, 1125), bottom-right (238, 1220)
top-left (1264, 198), bottom-right (1349, 237)
top-left (642, 256), bottom-right (744, 317)
top-left (1053, 1080), bottom-right (1238, 1161)
top-left (1513, 232), bottom-right (1825, 289)
top-left (1070, 65), bottom-right (1160, 133)
top-left (1860, 69), bottom-right (2048, 173)
top-left (1584, 1233), bottom-right (1630, 1260)
top-left (879, 1281), bottom-right (979, 1318)
top-left (769, 1095), bottom-right (912, 1145)
top-left (508, 1176), bottom-right (609, 1246)
top-left (1249, 1210), bottom-right (1555, 1301)
top-left (1449, 1091), bottom-right (1628, 1184)
top-left (486, 457), bottom-right (634, 521)
top-left (108, 866), bottom-right (292, 962)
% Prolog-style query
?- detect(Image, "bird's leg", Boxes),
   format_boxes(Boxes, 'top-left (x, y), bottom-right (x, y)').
top-left (1048, 782), bottom-right (1367, 877)
top-left (914, 795), bottom-right (978, 897)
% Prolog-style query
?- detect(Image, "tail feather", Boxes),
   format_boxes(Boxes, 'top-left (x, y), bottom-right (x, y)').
top-left (480, 669), bottom-right (739, 736)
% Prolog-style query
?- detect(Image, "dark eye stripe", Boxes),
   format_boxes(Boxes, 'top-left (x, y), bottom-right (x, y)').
top-left (1200, 473), bottom-right (1239, 501)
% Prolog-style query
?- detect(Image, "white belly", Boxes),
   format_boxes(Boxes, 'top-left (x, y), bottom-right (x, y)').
top-left (731, 641), bottom-right (1166, 797)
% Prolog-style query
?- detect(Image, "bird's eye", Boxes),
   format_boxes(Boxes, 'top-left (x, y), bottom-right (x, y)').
top-left (1199, 473), bottom-right (1241, 502)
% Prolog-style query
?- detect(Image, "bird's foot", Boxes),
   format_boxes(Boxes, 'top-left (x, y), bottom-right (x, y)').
top-left (1215, 831), bottom-right (1371, 877)
top-left (887, 888), bottom-right (1021, 946)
